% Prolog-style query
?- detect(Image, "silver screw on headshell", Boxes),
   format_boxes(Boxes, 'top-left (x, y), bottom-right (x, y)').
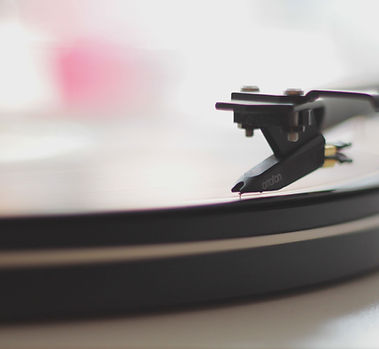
top-left (287, 111), bottom-right (300, 142)
top-left (305, 109), bottom-right (313, 126)
top-left (287, 131), bottom-right (299, 142)
top-left (245, 128), bottom-right (254, 137)
top-left (241, 86), bottom-right (260, 92)
top-left (284, 89), bottom-right (303, 142)
top-left (284, 88), bottom-right (304, 96)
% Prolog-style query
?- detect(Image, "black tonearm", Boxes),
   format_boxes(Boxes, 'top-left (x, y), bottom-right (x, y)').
top-left (216, 88), bottom-right (379, 193)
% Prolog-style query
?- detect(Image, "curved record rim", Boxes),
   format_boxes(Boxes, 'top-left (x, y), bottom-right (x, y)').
top-left (2, 185), bottom-right (379, 320)
top-left (1, 185), bottom-right (379, 249)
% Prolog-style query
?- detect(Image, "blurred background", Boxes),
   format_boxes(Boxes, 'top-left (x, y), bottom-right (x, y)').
top-left (1, 0), bottom-right (377, 114)
top-left (0, 0), bottom-right (379, 214)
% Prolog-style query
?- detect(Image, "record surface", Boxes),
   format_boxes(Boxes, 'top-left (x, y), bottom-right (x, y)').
top-left (1, 112), bottom-right (379, 320)
top-left (0, 109), bottom-right (378, 216)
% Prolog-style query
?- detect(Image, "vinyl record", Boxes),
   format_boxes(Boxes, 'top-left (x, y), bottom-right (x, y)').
top-left (1, 109), bottom-right (379, 320)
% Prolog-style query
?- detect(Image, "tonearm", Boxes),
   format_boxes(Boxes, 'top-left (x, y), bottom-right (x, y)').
top-left (216, 88), bottom-right (379, 193)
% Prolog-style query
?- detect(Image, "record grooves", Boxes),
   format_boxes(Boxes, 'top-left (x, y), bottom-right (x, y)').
top-left (0, 186), bottom-right (379, 249)
top-left (1, 184), bottom-right (379, 320)
top-left (2, 103), bottom-right (379, 320)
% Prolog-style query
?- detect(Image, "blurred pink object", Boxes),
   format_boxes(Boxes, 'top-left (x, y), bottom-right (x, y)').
top-left (55, 39), bottom-right (143, 111)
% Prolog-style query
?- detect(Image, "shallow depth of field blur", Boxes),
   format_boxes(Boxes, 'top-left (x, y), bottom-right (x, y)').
top-left (2, 0), bottom-right (379, 116)
top-left (1, 0), bottom-right (379, 214)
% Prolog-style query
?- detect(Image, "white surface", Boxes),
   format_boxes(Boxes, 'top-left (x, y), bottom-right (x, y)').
top-left (1, 270), bottom-right (379, 348)
top-left (0, 115), bottom-right (377, 216)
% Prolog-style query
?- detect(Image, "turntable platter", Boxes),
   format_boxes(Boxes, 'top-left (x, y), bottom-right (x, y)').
top-left (2, 110), bottom-right (379, 321)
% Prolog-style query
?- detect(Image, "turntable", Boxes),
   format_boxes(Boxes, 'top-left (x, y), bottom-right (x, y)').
top-left (2, 84), bottom-right (379, 321)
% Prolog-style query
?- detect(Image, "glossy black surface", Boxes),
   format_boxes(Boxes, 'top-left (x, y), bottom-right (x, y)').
top-left (0, 186), bottom-right (379, 250)
top-left (2, 222), bottom-right (379, 321)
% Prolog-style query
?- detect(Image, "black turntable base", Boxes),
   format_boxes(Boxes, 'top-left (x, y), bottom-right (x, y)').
top-left (2, 111), bottom-right (379, 321)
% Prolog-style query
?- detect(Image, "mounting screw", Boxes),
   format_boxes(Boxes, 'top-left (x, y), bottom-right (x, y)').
top-left (245, 128), bottom-right (254, 137)
top-left (287, 111), bottom-right (300, 142)
top-left (284, 88), bottom-right (304, 96)
top-left (305, 109), bottom-right (313, 126)
top-left (241, 86), bottom-right (260, 92)
top-left (287, 131), bottom-right (299, 142)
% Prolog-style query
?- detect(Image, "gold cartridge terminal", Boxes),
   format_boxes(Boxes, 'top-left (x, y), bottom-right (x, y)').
top-left (323, 143), bottom-right (352, 168)
top-left (324, 144), bottom-right (337, 157)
